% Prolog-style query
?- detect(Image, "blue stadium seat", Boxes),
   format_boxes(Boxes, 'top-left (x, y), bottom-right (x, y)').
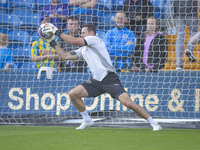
top-left (13, 45), bottom-right (31, 58)
top-left (97, 11), bottom-right (116, 31)
top-left (96, 30), bottom-right (105, 40)
top-left (11, 0), bottom-right (36, 10)
top-left (98, 11), bottom-right (116, 24)
top-left (0, 27), bottom-right (7, 34)
top-left (97, 24), bottom-right (115, 32)
top-left (18, 11), bottom-right (41, 35)
top-left (13, 45), bottom-right (31, 69)
top-left (0, 0), bottom-right (11, 13)
top-left (0, 9), bottom-right (8, 14)
top-left (19, 62), bottom-right (35, 72)
top-left (113, 0), bottom-right (126, 11)
top-left (0, 14), bottom-right (21, 34)
top-left (150, 0), bottom-right (167, 20)
top-left (31, 32), bottom-right (40, 43)
top-left (60, 0), bottom-right (69, 3)
top-left (36, 0), bottom-right (50, 10)
top-left (10, 10), bottom-right (33, 18)
top-left (98, 0), bottom-right (114, 11)
top-left (8, 30), bottom-right (30, 49)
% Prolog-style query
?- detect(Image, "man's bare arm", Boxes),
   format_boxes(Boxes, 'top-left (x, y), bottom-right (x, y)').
top-left (59, 33), bottom-right (86, 46)
top-left (31, 55), bottom-right (61, 62)
top-left (54, 45), bottom-right (79, 60)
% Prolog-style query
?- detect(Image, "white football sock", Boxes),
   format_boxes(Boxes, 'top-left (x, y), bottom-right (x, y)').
top-left (80, 110), bottom-right (92, 121)
top-left (147, 116), bottom-right (158, 127)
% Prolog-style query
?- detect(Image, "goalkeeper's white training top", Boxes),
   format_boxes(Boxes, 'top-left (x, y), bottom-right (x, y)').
top-left (75, 36), bottom-right (115, 81)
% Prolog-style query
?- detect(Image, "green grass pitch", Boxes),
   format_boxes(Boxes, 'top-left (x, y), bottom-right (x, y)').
top-left (0, 126), bottom-right (200, 150)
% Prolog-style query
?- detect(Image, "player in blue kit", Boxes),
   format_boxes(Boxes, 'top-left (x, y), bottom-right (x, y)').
top-left (39, 23), bottom-right (162, 131)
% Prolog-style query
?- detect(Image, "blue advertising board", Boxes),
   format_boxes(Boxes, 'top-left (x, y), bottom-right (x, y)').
top-left (0, 71), bottom-right (200, 119)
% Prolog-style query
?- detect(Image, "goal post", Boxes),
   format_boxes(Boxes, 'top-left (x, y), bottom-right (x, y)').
top-left (0, 0), bottom-right (200, 129)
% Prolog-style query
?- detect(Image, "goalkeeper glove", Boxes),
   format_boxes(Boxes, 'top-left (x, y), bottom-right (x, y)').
top-left (44, 23), bottom-right (62, 37)
top-left (40, 34), bottom-right (57, 49)
top-left (41, 34), bottom-right (55, 43)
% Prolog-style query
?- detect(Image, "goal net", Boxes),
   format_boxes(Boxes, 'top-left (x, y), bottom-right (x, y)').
top-left (0, 0), bottom-right (200, 129)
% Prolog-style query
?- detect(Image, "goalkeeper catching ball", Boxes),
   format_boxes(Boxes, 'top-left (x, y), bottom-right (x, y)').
top-left (40, 23), bottom-right (162, 131)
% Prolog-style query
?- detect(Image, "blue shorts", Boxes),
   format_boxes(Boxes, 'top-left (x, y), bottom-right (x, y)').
top-left (81, 72), bottom-right (126, 99)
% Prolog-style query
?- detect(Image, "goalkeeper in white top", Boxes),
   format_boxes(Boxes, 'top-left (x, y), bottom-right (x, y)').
top-left (41, 23), bottom-right (162, 131)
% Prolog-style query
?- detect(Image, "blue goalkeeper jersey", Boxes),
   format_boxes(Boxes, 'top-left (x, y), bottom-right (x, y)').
top-left (104, 27), bottom-right (135, 56)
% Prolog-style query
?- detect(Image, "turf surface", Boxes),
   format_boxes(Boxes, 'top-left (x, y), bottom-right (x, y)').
top-left (0, 126), bottom-right (199, 150)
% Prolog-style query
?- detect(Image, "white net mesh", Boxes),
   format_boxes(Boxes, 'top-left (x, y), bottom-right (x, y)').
top-left (0, 0), bottom-right (200, 128)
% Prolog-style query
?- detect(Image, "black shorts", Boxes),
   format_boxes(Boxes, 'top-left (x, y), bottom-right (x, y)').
top-left (81, 72), bottom-right (126, 99)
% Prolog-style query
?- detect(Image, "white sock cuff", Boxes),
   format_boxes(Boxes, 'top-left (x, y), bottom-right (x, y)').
top-left (80, 110), bottom-right (88, 116)
top-left (147, 116), bottom-right (158, 127)
top-left (80, 110), bottom-right (92, 121)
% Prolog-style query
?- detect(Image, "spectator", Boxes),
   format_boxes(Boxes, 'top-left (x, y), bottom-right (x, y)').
top-left (69, 0), bottom-right (98, 26)
top-left (40, 0), bottom-right (70, 30)
top-left (173, 0), bottom-right (199, 70)
top-left (58, 15), bottom-right (87, 72)
top-left (31, 21), bottom-right (61, 71)
top-left (0, 33), bottom-right (15, 71)
top-left (131, 16), bottom-right (168, 72)
top-left (104, 11), bottom-right (135, 71)
top-left (121, 0), bottom-right (154, 37)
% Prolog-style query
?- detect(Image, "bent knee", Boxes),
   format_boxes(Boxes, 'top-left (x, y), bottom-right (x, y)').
top-left (68, 89), bottom-right (79, 99)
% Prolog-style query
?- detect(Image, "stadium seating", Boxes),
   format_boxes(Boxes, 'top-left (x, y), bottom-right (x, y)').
top-left (98, 0), bottom-right (114, 11)
top-left (96, 30), bottom-right (105, 40)
top-left (150, 0), bottom-right (167, 20)
top-left (36, 0), bottom-right (50, 10)
top-left (0, 0), bottom-right (11, 13)
top-left (7, 30), bottom-right (30, 49)
top-left (19, 62), bottom-right (35, 72)
top-left (97, 10), bottom-right (116, 31)
top-left (31, 32), bottom-right (40, 43)
top-left (0, 9), bottom-right (7, 14)
top-left (13, 45), bottom-right (31, 69)
top-left (112, 0), bottom-right (126, 11)
top-left (10, 9), bottom-right (33, 18)
top-left (162, 26), bottom-right (200, 71)
top-left (11, 0), bottom-right (36, 10)
top-left (60, 0), bottom-right (69, 3)
top-left (0, 14), bottom-right (21, 34)
top-left (18, 11), bottom-right (41, 35)
top-left (13, 45), bottom-right (31, 59)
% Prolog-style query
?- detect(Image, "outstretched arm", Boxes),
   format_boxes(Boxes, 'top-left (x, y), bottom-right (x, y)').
top-left (31, 54), bottom-right (61, 62)
top-left (53, 44), bottom-right (79, 60)
top-left (43, 23), bottom-right (86, 46)
top-left (59, 33), bottom-right (86, 46)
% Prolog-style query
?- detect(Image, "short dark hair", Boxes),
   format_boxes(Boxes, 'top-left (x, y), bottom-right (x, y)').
top-left (81, 24), bottom-right (96, 35)
top-left (68, 15), bottom-right (80, 22)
